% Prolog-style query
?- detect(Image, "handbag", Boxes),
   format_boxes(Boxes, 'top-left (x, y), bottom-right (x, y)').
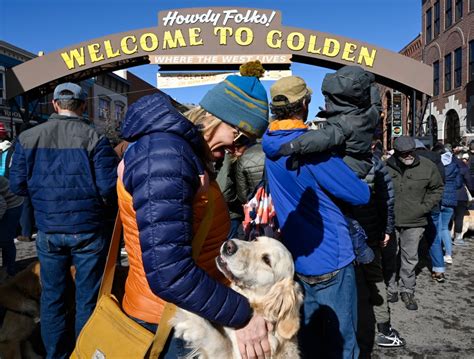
top-left (71, 189), bottom-right (216, 359)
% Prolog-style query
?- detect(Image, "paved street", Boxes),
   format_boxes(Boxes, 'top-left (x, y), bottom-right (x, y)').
top-left (4, 236), bottom-right (474, 358)
top-left (359, 238), bottom-right (474, 358)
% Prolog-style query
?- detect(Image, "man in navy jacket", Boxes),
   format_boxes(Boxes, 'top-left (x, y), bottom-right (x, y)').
top-left (10, 83), bottom-right (118, 358)
top-left (263, 76), bottom-right (370, 358)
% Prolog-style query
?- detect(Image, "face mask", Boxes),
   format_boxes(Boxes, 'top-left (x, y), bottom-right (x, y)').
top-left (399, 156), bottom-right (415, 166)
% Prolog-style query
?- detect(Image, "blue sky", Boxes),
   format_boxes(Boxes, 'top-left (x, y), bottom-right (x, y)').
top-left (0, 0), bottom-right (421, 119)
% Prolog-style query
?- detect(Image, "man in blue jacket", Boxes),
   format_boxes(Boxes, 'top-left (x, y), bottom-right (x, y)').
top-left (9, 83), bottom-right (118, 359)
top-left (263, 76), bottom-right (370, 358)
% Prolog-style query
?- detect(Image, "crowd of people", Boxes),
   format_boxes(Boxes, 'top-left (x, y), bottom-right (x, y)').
top-left (0, 61), bottom-right (472, 358)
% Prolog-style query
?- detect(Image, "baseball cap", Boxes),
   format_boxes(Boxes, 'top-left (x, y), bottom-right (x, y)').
top-left (270, 76), bottom-right (312, 107)
top-left (53, 83), bottom-right (86, 101)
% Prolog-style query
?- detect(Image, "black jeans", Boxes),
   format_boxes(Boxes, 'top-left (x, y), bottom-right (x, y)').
top-left (454, 200), bottom-right (468, 233)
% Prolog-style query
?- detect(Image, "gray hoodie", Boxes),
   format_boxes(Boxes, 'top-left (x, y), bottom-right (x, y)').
top-left (278, 65), bottom-right (380, 178)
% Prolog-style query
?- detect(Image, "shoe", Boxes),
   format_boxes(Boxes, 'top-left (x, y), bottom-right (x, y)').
top-left (387, 292), bottom-right (398, 303)
top-left (375, 328), bottom-right (406, 347)
top-left (444, 255), bottom-right (453, 264)
top-left (431, 272), bottom-right (445, 283)
top-left (400, 292), bottom-right (418, 310)
top-left (16, 235), bottom-right (34, 242)
top-left (453, 238), bottom-right (466, 245)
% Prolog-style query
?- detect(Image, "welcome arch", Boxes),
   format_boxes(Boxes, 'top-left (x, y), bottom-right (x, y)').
top-left (6, 7), bottom-right (432, 100)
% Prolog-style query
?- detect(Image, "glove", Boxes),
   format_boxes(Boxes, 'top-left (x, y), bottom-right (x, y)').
top-left (347, 217), bottom-right (375, 264)
top-left (278, 140), bottom-right (301, 156)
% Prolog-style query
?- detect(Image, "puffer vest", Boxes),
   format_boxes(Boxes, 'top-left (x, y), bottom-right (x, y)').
top-left (117, 179), bottom-right (230, 324)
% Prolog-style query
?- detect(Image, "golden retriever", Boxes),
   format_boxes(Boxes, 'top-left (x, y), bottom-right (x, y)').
top-left (452, 209), bottom-right (474, 239)
top-left (0, 262), bottom-right (42, 359)
top-left (172, 236), bottom-right (303, 359)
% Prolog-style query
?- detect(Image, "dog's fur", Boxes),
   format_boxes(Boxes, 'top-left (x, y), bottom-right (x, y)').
top-left (0, 262), bottom-right (42, 359)
top-left (452, 209), bottom-right (474, 239)
top-left (172, 236), bottom-right (303, 358)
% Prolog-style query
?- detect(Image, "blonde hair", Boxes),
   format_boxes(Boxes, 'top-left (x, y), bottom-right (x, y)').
top-left (184, 107), bottom-right (222, 138)
top-left (183, 106), bottom-right (221, 177)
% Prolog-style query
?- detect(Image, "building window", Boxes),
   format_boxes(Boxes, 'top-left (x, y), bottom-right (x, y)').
top-left (426, 8), bottom-right (432, 43)
top-left (445, 53), bottom-right (452, 92)
top-left (470, 40), bottom-right (474, 82)
top-left (445, 0), bottom-right (453, 28)
top-left (434, 2), bottom-right (440, 37)
top-left (114, 102), bottom-right (125, 122)
top-left (99, 97), bottom-right (110, 119)
top-left (433, 61), bottom-right (440, 96)
top-left (455, 0), bottom-right (463, 21)
top-left (471, 0), bottom-right (474, 12)
top-left (454, 47), bottom-right (462, 88)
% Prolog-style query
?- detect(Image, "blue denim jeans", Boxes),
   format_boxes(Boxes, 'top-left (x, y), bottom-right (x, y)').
top-left (429, 210), bottom-right (444, 273)
top-left (36, 230), bottom-right (109, 359)
top-left (130, 316), bottom-right (191, 358)
top-left (430, 206), bottom-right (454, 271)
top-left (0, 204), bottom-right (22, 275)
top-left (439, 206), bottom-right (454, 257)
top-left (297, 264), bottom-right (359, 359)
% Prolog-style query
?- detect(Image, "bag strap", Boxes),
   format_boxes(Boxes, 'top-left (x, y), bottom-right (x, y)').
top-left (148, 189), bottom-right (216, 358)
top-left (98, 188), bottom-right (216, 357)
top-left (98, 212), bottom-right (123, 297)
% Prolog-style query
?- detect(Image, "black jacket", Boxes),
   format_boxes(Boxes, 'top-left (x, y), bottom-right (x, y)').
top-left (350, 156), bottom-right (395, 246)
top-left (456, 158), bottom-right (472, 201)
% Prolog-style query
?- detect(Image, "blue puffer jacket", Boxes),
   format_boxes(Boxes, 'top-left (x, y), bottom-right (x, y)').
top-left (121, 93), bottom-right (251, 327)
top-left (262, 120), bottom-right (370, 276)
top-left (9, 114), bottom-right (118, 233)
top-left (441, 152), bottom-right (462, 207)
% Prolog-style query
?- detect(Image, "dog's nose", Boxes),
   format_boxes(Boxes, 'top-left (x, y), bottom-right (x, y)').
top-left (223, 240), bottom-right (238, 256)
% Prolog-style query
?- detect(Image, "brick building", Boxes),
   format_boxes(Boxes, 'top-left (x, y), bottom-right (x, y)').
top-left (381, 0), bottom-right (474, 149)
top-left (422, 0), bottom-right (474, 145)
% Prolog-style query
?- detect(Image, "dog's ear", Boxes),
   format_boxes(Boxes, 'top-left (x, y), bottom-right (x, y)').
top-left (258, 278), bottom-right (303, 339)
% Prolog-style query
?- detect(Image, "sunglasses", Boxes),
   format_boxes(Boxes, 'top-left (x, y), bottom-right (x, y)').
top-left (231, 126), bottom-right (252, 147)
top-left (398, 151), bottom-right (414, 158)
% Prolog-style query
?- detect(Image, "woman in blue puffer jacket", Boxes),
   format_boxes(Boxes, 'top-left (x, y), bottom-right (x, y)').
top-left (429, 147), bottom-right (462, 282)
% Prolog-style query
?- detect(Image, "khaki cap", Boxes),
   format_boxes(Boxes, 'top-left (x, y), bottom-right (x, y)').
top-left (270, 76), bottom-right (312, 106)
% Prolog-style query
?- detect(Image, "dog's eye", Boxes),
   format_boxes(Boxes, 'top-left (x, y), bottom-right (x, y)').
top-left (262, 254), bottom-right (271, 267)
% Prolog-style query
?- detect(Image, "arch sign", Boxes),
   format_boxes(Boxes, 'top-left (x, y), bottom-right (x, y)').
top-left (6, 7), bottom-right (432, 99)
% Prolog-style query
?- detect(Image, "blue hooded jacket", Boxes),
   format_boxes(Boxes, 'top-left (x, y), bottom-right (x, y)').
top-left (262, 122), bottom-right (370, 276)
top-left (441, 152), bottom-right (462, 207)
top-left (120, 93), bottom-right (251, 327)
